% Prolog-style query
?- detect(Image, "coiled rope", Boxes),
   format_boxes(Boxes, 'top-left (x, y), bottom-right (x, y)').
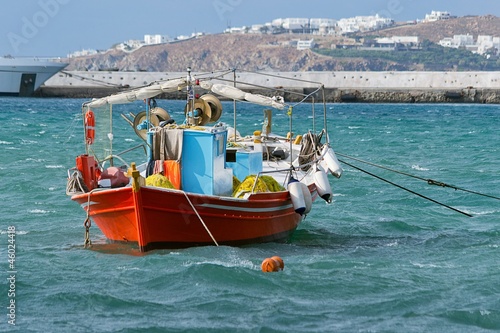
top-left (66, 169), bottom-right (88, 195)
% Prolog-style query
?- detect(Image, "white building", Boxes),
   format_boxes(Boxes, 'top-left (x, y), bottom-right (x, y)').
top-left (67, 49), bottom-right (99, 58)
top-left (477, 35), bottom-right (500, 55)
top-left (438, 34), bottom-right (500, 56)
top-left (438, 37), bottom-right (454, 47)
top-left (375, 37), bottom-right (396, 45)
top-left (144, 34), bottom-right (170, 45)
top-left (123, 40), bottom-right (144, 48)
top-left (224, 27), bottom-right (246, 34)
top-left (271, 18), bottom-right (284, 28)
top-left (455, 34), bottom-right (474, 46)
top-left (424, 11), bottom-right (452, 22)
top-left (117, 40), bottom-right (144, 52)
top-left (281, 18), bottom-right (310, 31)
top-left (229, 16), bottom-right (387, 36)
top-left (250, 24), bottom-right (265, 33)
top-left (337, 14), bottom-right (393, 34)
top-left (309, 18), bottom-right (336, 30)
top-left (310, 18), bottom-right (337, 35)
top-left (175, 32), bottom-right (204, 41)
top-left (438, 34), bottom-right (474, 48)
top-left (392, 36), bottom-right (419, 44)
top-left (297, 39), bottom-right (315, 50)
top-left (375, 36), bottom-right (419, 46)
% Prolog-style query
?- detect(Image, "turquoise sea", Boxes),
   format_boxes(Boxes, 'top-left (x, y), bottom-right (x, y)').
top-left (0, 97), bottom-right (499, 332)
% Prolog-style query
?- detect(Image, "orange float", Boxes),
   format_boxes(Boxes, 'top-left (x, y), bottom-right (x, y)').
top-left (261, 256), bottom-right (284, 272)
top-left (261, 258), bottom-right (278, 272)
top-left (271, 256), bottom-right (284, 270)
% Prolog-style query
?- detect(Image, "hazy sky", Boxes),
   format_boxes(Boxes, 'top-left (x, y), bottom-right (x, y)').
top-left (2, 0), bottom-right (500, 57)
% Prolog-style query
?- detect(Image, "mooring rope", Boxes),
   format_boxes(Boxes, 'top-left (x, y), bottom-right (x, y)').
top-left (337, 152), bottom-right (500, 201)
top-left (181, 191), bottom-right (219, 246)
top-left (339, 159), bottom-right (473, 217)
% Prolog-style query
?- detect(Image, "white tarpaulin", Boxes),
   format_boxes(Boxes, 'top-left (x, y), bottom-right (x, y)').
top-left (135, 85), bottom-right (163, 99)
top-left (244, 93), bottom-right (285, 110)
top-left (203, 82), bottom-right (285, 109)
top-left (86, 78), bottom-right (285, 109)
top-left (210, 83), bottom-right (247, 100)
top-left (86, 79), bottom-right (187, 108)
top-left (160, 79), bottom-right (187, 92)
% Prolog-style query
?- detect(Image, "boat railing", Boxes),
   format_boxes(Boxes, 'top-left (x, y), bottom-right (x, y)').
top-left (249, 150), bottom-right (325, 194)
top-left (250, 169), bottom-right (293, 193)
top-left (100, 144), bottom-right (148, 169)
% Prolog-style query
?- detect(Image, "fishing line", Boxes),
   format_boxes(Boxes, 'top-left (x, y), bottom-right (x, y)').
top-left (338, 159), bottom-right (473, 217)
top-left (337, 152), bottom-right (500, 201)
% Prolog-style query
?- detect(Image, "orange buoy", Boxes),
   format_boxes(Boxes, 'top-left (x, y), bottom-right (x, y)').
top-left (261, 256), bottom-right (284, 272)
top-left (261, 257), bottom-right (279, 272)
top-left (271, 256), bottom-right (284, 271)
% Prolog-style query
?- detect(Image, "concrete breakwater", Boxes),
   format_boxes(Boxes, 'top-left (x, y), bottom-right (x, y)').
top-left (39, 70), bottom-right (500, 103)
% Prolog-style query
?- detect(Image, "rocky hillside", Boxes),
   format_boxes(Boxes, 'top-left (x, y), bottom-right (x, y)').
top-left (67, 34), bottom-right (402, 72)
top-left (66, 15), bottom-right (500, 72)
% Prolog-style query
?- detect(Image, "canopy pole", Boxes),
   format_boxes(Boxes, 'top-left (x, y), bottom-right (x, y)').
top-left (186, 67), bottom-right (195, 125)
top-left (311, 96), bottom-right (315, 134)
top-left (321, 86), bottom-right (329, 144)
top-left (145, 99), bottom-right (153, 163)
top-left (233, 68), bottom-right (237, 141)
top-left (287, 106), bottom-right (293, 167)
top-left (109, 104), bottom-right (113, 166)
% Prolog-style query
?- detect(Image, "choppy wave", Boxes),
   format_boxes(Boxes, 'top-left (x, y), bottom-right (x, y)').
top-left (20, 139), bottom-right (38, 145)
top-left (45, 165), bottom-right (64, 169)
top-left (28, 209), bottom-right (55, 214)
top-left (412, 164), bottom-right (430, 171)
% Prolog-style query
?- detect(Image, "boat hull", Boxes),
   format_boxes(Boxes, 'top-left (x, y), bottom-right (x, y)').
top-left (72, 185), bottom-right (317, 251)
top-left (0, 58), bottom-right (67, 96)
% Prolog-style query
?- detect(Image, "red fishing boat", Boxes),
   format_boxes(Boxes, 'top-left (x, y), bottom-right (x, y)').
top-left (66, 69), bottom-right (342, 252)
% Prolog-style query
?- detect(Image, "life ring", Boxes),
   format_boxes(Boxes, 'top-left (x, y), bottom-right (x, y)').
top-left (85, 110), bottom-right (95, 145)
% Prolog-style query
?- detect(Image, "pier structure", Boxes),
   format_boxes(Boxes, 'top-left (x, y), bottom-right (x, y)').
top-left (40, 70), bottom-right (500, 103)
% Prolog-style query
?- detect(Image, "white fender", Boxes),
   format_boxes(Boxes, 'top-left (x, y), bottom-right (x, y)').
top-left (314, 165), bottom-right (333, 203)
top-left (287, 178), bottom-right (306, 215)
top-left (300, 182), bottom-right (313, 215)
top-left (322, 145), bottom-right (343, 178)
top-left (227, 126), bottom-right (241, 141)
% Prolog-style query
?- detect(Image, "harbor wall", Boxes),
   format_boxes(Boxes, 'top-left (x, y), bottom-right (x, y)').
top-left (39, 71), bottom-right (500, 103)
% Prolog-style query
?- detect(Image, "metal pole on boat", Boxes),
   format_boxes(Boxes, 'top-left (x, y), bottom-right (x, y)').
top-left (288, 106), bottom-right (293, 165)
top-left (321, 86), bottom-right (329, 143)
top-left (109, 104), bottom-right (114, 166)
top-left (145, 98), bottom-right (153, 163)
top-left (311, 96), bottom-right (316, 134)
top-left (186, 67), bottom-right (195, 125)
top-left (233, 69), bottom-right (237, 141)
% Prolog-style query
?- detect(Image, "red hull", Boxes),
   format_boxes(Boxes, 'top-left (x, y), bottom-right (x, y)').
top-left (72, 185), bottom-right (317, 251)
